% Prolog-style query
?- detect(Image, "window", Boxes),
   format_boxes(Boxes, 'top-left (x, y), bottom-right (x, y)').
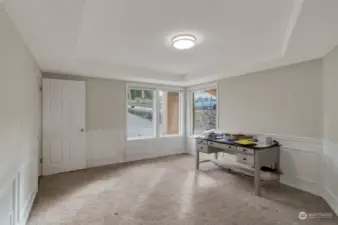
top-left (127, 85), bottom-right (182, 139)
top-left (159, 91), bottom-right (180, 135)
top-left (127, 87), bottom-right (155, 138)
top-left (192, 88), bottom-right (217, 135)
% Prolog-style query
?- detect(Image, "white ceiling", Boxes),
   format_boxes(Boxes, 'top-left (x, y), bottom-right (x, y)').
top-left (4, 0), bottom-right (338, 86)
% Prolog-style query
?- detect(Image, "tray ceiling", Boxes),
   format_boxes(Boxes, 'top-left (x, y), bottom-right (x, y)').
top-left (4, 0), bottom-right (338, 86)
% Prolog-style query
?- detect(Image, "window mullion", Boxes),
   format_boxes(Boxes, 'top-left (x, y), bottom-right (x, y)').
top-left (154, 89), bottom-right (160, 138)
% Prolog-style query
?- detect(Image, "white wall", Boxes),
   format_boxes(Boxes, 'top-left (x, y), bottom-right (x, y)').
top-left (322, 46), bottom-right (338, 214)
top-left (0, 4), bottom-right (40, 225)
top-left (187, 60), bottom-right (324, 196)
top-left (218, 60), bottom-right (322, 138)
top-left (86, 79), bottom-right (127, 167)
top-left (217, 59), bottom-right (324, 195)
top-left (185, 57), bottom-right (338, 214)
top-left (42, 73), bottom-right (185, 168)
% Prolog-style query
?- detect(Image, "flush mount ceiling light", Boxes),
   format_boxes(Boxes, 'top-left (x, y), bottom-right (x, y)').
top-left (171, 35), bottom-right (197, 50)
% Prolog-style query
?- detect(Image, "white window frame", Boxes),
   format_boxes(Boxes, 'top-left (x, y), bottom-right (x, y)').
top-left (157, 89), bottom-right (184, 138)
top-left (126, 83), bottom-right (184, 140)
top-left (187, 83), bottom-right (218, 137)
top-left (126, 85), bottom-right (156, 140)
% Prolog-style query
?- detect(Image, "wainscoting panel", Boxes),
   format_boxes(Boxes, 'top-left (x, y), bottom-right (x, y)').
top-left (87, 129), bottom-right (185, 167)
top-left (0, 152), bottom-right (38, 225)
top-left (0, 179), bottom-right (15, 225)
top-left (125, 136), bottom-right (185, 162)
top-left (277, 137), bottom-right (322, 196)
top-left (186, 136), bottom-right (197, 155)
top-left (322, 140), bottom-right (338, 215)
top-left (17, 156), bottom-right (38, 225)
top-left (186, 134), bottom-right (323, 196)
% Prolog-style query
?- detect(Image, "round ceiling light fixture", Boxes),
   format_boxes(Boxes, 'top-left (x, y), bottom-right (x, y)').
top-left (171, 34), bottom-right (197, 50)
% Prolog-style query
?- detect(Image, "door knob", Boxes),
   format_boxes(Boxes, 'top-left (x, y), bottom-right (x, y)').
top-left (80, 128), bottom-right (85, 132)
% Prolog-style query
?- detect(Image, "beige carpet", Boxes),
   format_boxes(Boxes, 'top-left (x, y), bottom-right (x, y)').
top-left (28, 154), bottom-right (337, 225)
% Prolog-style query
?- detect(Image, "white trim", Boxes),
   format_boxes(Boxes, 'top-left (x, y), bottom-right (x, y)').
top-left (128, 82), bottom-right (184, 91)
top-left (186, 134), bottom-right (323, 195)
top-left (281, 146), bottom-right (319, 153)
top-left (216, 82), bottom-right (220, 129)
top-left (179, 91), bottom-right (184, 136)
top-left (186, 133), bottom-right (338, 215)
top-left (187, 82), bottom-right (217, 91)
top-left (187, 90), bottom-right (193, 137)
top-left (321, 139), bottom-right (338, 216)
top-left (153, 88), bottom-right (158, 137)
top-left (280, 176), bottom-right (319, 196)
top-left (127, 85), bottom-right (155, 91)
top-left (323, 188), bottom-right (338, 216)
top-left (159, 134), bottom-right (182, 138)
top-left (18, 191), bottom-right (37, 225)
top-left (126, 83), bottom-right (184, 140)
top-left (127, 136), bottom-right (157, 141)
top-left (266, 135), bottom-right (322, 195)
top-left (126, 84), bottom-right (156, 139)
top-left (188, 84), bottom-right (218, 136)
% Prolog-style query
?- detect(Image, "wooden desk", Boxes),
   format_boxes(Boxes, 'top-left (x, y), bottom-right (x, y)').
top-left (195, 137), bottom-right (281, 196)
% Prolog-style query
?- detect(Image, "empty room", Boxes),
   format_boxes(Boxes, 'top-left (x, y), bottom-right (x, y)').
top-left (1, 0), bottom-right (338, 224)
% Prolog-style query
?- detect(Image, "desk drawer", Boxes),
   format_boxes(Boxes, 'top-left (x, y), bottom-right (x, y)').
top-left (196, 139), bottom-right (207, 145)
top-left (196, 144), bottom-right (208, 153)
top-left (237, 147), bottom-right (254, 155)
top-left (208, 141), bottom-right (236, 151)
top-left (236, 154), bottom-right (254, 167)
top-left (196, 144), bottom-right (219, 154)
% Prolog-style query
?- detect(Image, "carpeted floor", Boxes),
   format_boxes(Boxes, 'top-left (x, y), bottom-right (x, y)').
top-left (28, 154), bottom-right (337, 225)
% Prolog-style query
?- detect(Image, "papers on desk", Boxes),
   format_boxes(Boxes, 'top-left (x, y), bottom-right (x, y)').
top-left (202, 129), bottom-right (225, 139)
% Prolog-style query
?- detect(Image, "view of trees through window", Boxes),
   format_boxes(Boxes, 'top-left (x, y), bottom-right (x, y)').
top-left (192, 89), bottom-right (217, 134)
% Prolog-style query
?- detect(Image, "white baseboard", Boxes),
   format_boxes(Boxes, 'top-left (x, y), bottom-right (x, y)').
top-left (19, 190), bottom-right (37, 225)
top-left (125, 136), bottom-right (185, 162)
top-left (323, 188), bottom-right (338, 216)
top-left (87, 157), bottom-right (123, 168)
top-left (187, 134), bottom-right (322, 194)
top-left (322, 140), bottom-right (338, 216)
top-left (280, 175), bottom-right (319, 196)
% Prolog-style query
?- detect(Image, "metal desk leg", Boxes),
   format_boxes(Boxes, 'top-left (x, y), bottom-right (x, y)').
top-left (196, 150), bottom-right (200, 170)
top-left (254, 152), bottom-right (261, 196)
top-left (276, 147), bottom-right (281, 187)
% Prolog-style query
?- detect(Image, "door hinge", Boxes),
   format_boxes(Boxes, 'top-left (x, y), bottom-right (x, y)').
top-left (40, 157), bottom-right (43, 163)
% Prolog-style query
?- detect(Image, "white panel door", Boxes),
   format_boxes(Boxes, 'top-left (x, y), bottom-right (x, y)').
top-left (42, 79), bottom-right (86, 175)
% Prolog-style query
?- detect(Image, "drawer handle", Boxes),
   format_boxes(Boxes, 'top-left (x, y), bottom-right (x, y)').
top-left (243, 157), bottom-right (247, 160)
top-left (229, 146), bottom-right (231, 148)
top-left (243, 149), bottom-right (246, 152)
top-left (209, 142), bottom-right (213, 145)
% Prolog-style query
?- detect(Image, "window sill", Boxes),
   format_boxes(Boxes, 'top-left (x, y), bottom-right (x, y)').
top-left (190, 134), bottom-right (203, 138)
top-left (159, 134), bottom-right (182, 138)
top-left (127, 135), bottom-right (183, 141)
top-left (127, 136), bottom-right (156, 141)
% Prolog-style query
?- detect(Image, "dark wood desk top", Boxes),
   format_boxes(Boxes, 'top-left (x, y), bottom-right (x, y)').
top-left (195, 136), bottom-right (281, 150)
